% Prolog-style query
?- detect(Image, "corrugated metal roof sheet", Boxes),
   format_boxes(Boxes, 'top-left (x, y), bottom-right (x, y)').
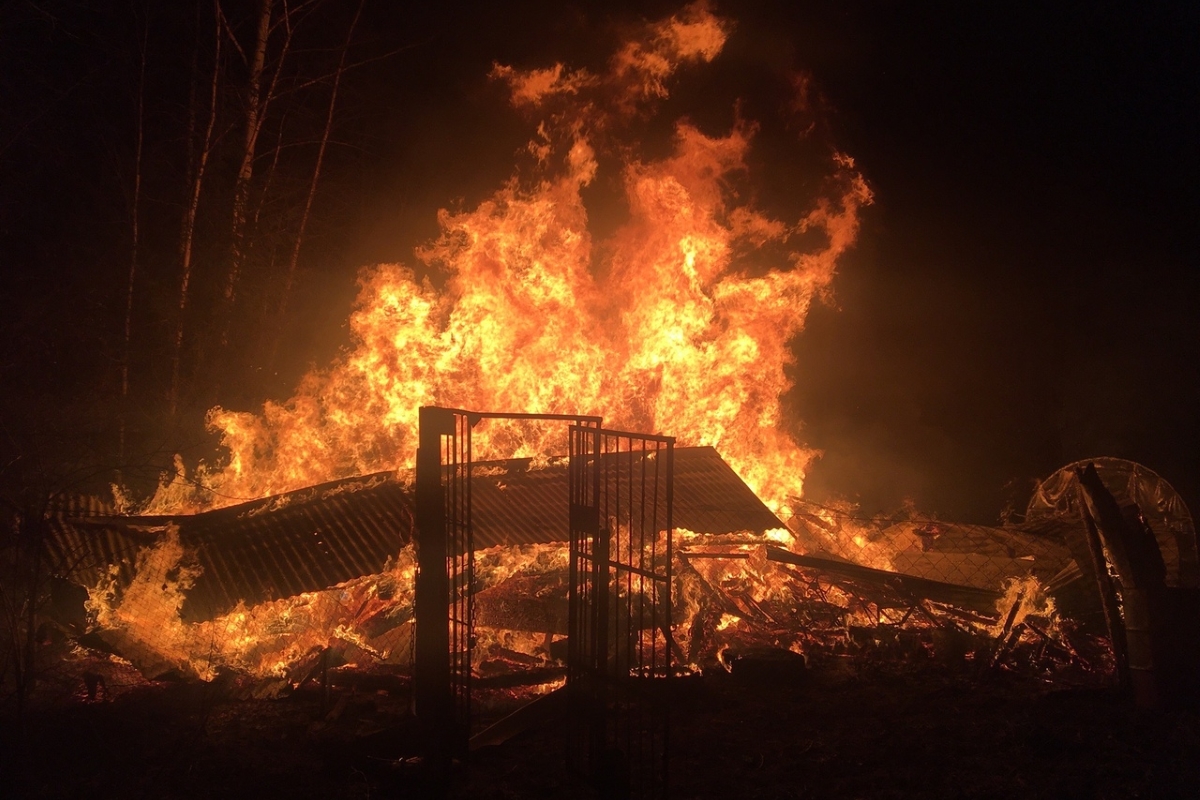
top-left (472, 446), bottom-right (783, 548)
top-left (175, 473), bottom-right (414, 622)
top-left (44, 516), bottom-right (164, 590)
top-left (672, 446), bottom-right (784, 534)
top-left (50, 447), bottom-right (782, 624)
top-left (46, 472), bottom-right (414, 624)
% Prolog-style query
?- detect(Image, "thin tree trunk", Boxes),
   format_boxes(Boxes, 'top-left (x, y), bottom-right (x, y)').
top-left (250, 108), bottom-right (288, 238)
top-left (222, 0), bottom-right (272, 347)
top-left (276, 0), bottom-right (364, 338)
top-left (248, 0), bottom-right (301, 238)
top-left (120, 15), bottom-right (147, 463)
top-left (184, 2), bottom-right (199, 189)
top-left (170, 0), bottom-right (222, 412)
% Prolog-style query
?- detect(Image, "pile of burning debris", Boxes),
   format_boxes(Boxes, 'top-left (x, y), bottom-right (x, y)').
top-left (30, 449), bottom-right (1198, 718)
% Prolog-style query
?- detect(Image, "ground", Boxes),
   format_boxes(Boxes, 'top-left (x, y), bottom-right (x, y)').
top-left (2, 658), bottom-right (1197, 799)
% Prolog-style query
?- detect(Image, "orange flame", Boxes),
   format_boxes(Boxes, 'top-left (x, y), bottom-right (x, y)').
top-left (146, 2), bottom-right (870, 527)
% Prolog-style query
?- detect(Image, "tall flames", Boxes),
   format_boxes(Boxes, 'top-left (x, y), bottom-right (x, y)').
top-left (144, 2), bottom-right (870, 517)
top-left (86, 4), bottom-right (913, 685)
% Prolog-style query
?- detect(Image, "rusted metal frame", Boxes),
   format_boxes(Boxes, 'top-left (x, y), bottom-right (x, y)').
top-left (629, 440), bottom-right (642, 791)
top-left (592, 426), bottom-right (609, 778)
top-left (624, 436), bottom-right (635, 791)
top-left (416, 410), bottom-right (666, 791)
top-left (597, 426), bottom-right (675, 443)
top-left (604, 433), bottom-right (625, 780)
top-left (471, 410), bottom-right (603, 424)
top-left (642, 438), bottom-right (654, 792)
top-left (460, 417), bottom-right (474, 734)
top-left (639, 438), bottom-right (648, 689)
top-left (445, 426), bottom-right (460, 744)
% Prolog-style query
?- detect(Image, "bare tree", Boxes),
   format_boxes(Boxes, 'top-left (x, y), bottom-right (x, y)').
top-left (221, 0), bottom-right (306, 351)
top-left (119, 12), bottom-right (148, 462)
top-left (170, 0), bottom-right (224, 417)
top-left (275, 0), bottom-right (365, 330)
top-left (221, 0), bottom-right (273, 346)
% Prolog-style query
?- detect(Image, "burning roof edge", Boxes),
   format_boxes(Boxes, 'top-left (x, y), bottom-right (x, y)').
top-left (51, 447), bottom-right (783, 624)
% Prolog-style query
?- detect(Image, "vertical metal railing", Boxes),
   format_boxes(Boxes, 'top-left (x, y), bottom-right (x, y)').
top-left (569, 426), bottom-right (675, 798)
top-left (599, 430), bottom-right (675, 799)
top-left (445, 411), bottom-right (473, 754)
top-left (567, 423), bottom-right (602, 774)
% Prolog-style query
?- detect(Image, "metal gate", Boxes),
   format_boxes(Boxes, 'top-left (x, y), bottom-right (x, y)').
top-left (414, 409), bottom-right (602, 757)
top-left (414, 408), bottom-right (675, 797)
top-left (569, 426), bottom-right (676, 798)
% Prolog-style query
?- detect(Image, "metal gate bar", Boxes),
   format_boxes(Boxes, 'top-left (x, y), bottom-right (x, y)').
top-left (567, 423), bottom-right (603, 774)
top-left (570, 425), bottom-right (675, 798)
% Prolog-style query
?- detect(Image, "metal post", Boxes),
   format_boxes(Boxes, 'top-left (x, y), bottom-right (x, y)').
top-left (414, 406), bottom-right (455, 774)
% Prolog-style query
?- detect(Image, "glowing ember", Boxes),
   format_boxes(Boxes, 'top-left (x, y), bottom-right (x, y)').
top-left (142, 1), bottom-right (870, 517)
top-left (989, 574), bottom-right (1060, 640)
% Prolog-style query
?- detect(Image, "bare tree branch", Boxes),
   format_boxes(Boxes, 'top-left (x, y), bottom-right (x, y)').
top-left (276, 0), bottom-right (366, 339)
top-left (171, 0), bottom-right (223, 416)
top-left (119, 12), bottom-right (148, 464)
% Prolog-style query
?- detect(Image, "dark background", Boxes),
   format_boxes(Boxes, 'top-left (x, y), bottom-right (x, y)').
top-left (2, 0), bottom-right (1196, 523)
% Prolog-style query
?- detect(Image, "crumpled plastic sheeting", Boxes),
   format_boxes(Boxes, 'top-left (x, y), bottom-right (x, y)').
top-left (1027, 457), bottom-right (1198, 587)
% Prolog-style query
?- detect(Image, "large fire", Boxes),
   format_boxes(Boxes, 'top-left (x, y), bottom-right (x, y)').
top-left (82, 4), bottom-right (1078, 691)
top-left (142, 2), bottom-right (870, 517)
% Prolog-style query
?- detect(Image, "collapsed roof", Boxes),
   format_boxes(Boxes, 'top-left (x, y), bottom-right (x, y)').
top-left (48, 446), bottom-right (785, 622)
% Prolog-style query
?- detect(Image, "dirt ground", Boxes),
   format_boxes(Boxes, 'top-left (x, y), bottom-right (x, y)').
top-left (3, 658), bottom-right (1197, 799)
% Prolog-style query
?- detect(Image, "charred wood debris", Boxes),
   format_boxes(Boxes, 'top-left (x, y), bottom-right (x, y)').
top-left (17, 456), bottom-right (1200, 717)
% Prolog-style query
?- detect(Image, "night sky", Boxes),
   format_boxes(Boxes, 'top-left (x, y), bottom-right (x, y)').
top-left (2, 1), bottom-right (1197, 523)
